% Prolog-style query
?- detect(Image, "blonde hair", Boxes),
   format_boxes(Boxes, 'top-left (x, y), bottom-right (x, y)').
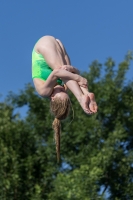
top-left (50, 97), bottom-right (71, 162)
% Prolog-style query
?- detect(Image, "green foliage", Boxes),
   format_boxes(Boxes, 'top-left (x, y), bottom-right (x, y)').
top-left (0, 52), bottom-right (133, 199)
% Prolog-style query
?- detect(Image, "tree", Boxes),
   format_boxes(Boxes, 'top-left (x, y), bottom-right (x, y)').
top-left (0, 87), bottom-right (59, 199)
top-left (0, 52), bottom-right (133, 199)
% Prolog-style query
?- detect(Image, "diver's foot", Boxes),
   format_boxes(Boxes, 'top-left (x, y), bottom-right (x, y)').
top-left (80, 95), bottom-right (93, 114)
top-left (88, 92), bottom-right (98, 113)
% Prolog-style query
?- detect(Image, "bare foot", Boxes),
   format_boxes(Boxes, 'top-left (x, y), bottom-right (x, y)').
top-left (80, 95), bottom-right (93, 114)
top-left (88, 92), bottom-right (98, 113)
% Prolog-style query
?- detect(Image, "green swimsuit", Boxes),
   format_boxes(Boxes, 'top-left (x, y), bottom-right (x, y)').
top-left (32, 49), bottom-right (62, 85)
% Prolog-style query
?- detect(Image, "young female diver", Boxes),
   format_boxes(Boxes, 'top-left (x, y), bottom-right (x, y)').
top-left (32, 35), bottom-right (98, 162)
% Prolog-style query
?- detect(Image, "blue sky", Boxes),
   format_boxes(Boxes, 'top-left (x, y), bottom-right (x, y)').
top-left (0, 0), bottom-right (133, 100)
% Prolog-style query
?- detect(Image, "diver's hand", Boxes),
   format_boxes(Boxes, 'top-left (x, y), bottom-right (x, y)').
top-left (78, 76), bottom-right (88, 88)
top-left (60, 65), bottom-right (80, 74)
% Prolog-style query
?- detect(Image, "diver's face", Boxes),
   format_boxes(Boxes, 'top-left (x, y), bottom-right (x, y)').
top-left (50, 85), bottom-right (68, 101)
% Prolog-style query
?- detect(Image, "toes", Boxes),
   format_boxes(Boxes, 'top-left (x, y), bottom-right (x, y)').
top-left (84, 109), bottom-right (92, 115)
top-left (89, 104), bottom-right (98, 113)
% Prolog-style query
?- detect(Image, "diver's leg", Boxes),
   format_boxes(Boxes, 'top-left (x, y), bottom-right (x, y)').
top-left (60, 44), bottom-right (96, 114)
top-left (63, 79), bottom-right (93, 114)
top-left (35, 36), bottom-right (66, 70)
top-left (80, 87), bottom-right (98, 113)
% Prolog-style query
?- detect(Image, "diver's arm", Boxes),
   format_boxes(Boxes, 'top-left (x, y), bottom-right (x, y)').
top-left (40, 69), bottom-right (87, 97)
top-left (60, 67), bottom-right (90, 95)
top-left (53, 69), bottom-right (87, 87)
